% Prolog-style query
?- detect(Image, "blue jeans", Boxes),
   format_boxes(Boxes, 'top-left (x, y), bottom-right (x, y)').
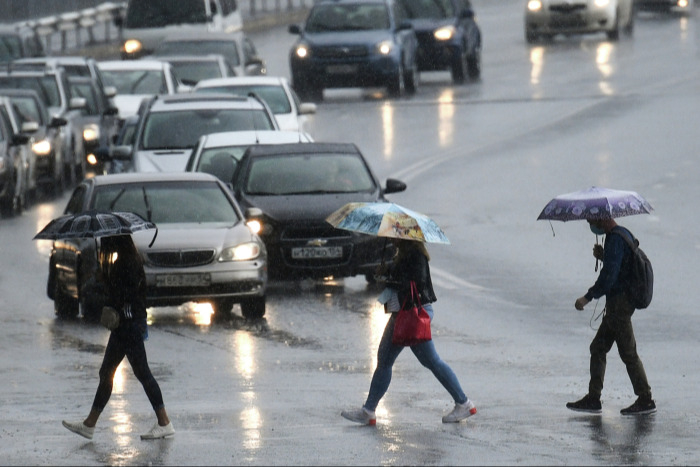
top-left (363, 304), bottom-right (468, 411)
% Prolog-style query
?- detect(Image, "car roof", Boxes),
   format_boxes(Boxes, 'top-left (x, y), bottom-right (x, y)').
top-left (90, 171), bottom-right (221, 186)
top-left (147, 93), bottom-right (267, 111)
top-left (97, 59), bottom-right (170, 71)
top-left (160, 31), bottom-right (245, 42)
top-left (152, 54), bottom-right (228, 63)
top-left (196, 76), bottom-right (286, 88)
top-left (202, 130), bottom-right (310, 148)
top-left (0, 87), bottom-right (43, 99)
top-left (244, 142), bottom-right (360, 158)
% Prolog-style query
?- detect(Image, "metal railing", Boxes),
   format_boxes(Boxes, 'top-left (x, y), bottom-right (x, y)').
top-left (9, 0), bottom-right (312, 55)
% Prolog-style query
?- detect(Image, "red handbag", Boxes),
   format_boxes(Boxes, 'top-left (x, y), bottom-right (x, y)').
top-left (392, 281), bottom-right (432, 346)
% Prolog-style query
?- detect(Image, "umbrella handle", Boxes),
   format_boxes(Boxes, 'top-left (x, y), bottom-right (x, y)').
top-left (594, 235), bottom-right (599, 272)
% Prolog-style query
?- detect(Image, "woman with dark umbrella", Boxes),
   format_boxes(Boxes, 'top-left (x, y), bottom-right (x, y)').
top-left (62, 235), bottom-right (174, 440)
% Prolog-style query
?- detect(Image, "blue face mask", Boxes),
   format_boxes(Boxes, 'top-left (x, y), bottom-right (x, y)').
top-left (589, 224), bottom-right (605, 236)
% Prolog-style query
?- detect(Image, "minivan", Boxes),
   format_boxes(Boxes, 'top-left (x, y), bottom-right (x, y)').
top-left (116, 0), bottom-right (243, 59)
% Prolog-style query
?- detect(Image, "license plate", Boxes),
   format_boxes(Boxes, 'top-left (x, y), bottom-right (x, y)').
top-left (326, 64), bottom-right (358, 74)
top-left (156, 273), bottom-right (211, 287)
top-left (291, 246), bottom-right (343, 259)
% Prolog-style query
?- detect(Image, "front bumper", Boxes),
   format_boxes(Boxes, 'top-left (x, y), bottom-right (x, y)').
top-left (291, 50), bottom-right (401, 90)
top-left (525, 4), bottom-right (617, 35)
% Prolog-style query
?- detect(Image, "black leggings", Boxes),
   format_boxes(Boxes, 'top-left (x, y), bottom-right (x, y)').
top-left (91, 320), bottom-right (165, 413)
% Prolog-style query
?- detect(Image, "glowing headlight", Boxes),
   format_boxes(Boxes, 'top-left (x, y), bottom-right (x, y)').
top-left (123, 39), bottom-right (143, 55)
top-left (594, 0), bottom-right (610, 6)
top-left (32, 139), bottom-right (52, 156)
top-left (295, 45), bottom-right (309, 58)
top-left (376, 40), bottom-right (394, 55)
top-left (83, 124), bottom-right (99, 142)
top-left (219, 242), bottom-right (262, 262)
top-left (527, 0), bottom-right (543, 11)
top-left (434, 26), bottom-right (456, 41)
top-left (86, 153), bottom-right (98, 166)
top-left (246, 219), bottom-right (262, 235)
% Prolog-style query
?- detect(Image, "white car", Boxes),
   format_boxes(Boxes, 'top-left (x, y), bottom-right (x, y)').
top-left (193, 76), bottom-right (316, 135)
top-left (524, 0), bottom-right (635, 43)
top-left (97, 59), bottom-right (182, 120)
top-left (149, 54), bottom-right (236, 86)
top-left (185, 130), bottom-right (314, 184)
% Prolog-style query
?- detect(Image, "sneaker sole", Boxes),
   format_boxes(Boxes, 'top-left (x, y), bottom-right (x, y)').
top-left (140, 433), bottom-right (175, 440)
top-left (442, 407), bottom-right (477, 423)
top-left (566, 406), bottom-right (602, 414)
top-left (621, 408), bottom-right (657, 416)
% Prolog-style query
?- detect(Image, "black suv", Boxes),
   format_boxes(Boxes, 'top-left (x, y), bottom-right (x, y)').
top-left (398, 0), bottom-right (481, 83)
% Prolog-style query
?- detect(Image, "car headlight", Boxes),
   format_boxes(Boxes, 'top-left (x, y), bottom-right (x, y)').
top-left (594, 0), bottom-right (610, 6)
top-left (83, 124), bottom-right (99, 142)
top-left (32, 139), bottom-right (52, 156)
top-left (376, 40), bottom-right (394, 55)
top-left (219, 242), bottom-right (262, 262)
top-left (246, 219), bottom-right (262, 235)
top-left (86, 153), bottom-right (98, 166)
top-left (294, 44), bottom-right (310, 59)
top-left (434, 25), bottom-right (456, 41)
top-left (123, 39), bottom-right (143, 55)
top-left (527, 0), bottom-right (543, 11)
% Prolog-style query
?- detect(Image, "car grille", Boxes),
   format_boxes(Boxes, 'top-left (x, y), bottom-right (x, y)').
top-left (549, 3), bottom-right (587, 13)
top-left (146, 249), bottom-right (216, 267)
top-left (280, 224), bottom-right (353, 267)
top-left (314, 45), bottom-right (368, 59)
top-left (281, 224), bottom-right (348, 240)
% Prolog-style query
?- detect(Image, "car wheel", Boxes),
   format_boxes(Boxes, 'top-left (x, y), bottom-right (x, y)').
top-left (240, 296), bottom-right (266, 320)
top-left (54, 280), bottom-right (79, 319)
top-left (212, 298), bottom-right (235, 318)
top-left (606, 10), bottom-right (620, 41)
top-left (387, 62), bottom-right (405, 98)
top-left (451, 46), bottom-right (467, 84)
top-left (467, 46), bottom-right (481, 80)
top-left (525, 28), bottom-right (538, 44)
top-left (404, 62), bottom-right (419, 95)
top-left (0, 163), bottom-right (19, 218)
top-left (623, 9), bottom-right (634, 36)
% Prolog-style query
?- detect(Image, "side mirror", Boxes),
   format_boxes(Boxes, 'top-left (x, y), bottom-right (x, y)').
top-left (177, 83), bottom-right (193, 93)
top-left (103, 85), bottom-right (118, 98)
top-left (244, 59), bottom-right (267, 76)
top-left (298, 102), bottom-right (316, 115)
top-left (461, 8), bottom-right (475, 19)
top-left (245, 207), bottom-right (264, 219)
top-left (69, 96), bottom-right (87, 110)
top-left (21, 121), bottom-right (39, 134)
top-left (288, 24), bottom-right (302, 35)
top-left (104, 106), bottom-right (120, 116)
top-left (49, 116), bottom-right (68, 128)
top-left (93, 145), bottom-right (111, 162)
top-left (12, 134), bottom-right (30, 145)
top-left (110, 145), bottom-right (133, 161)
top-left (384, 178), bottom-right (407, 194)
top-left (397, 20), bottom-right (413, 31)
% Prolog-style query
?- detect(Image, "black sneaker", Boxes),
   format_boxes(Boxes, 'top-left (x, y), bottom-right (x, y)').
top-left (566, 394), bottom-right (602, 414)
top-left (620, 397), bottom-right (656, 415)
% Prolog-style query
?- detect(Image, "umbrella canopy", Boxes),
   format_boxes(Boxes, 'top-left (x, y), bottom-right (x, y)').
top-left (326, 202), bottom-right (450, 244)
top-left (537, 186), bottom-right (653, 222)
top-left (33, 210), bottom-right (156, 241)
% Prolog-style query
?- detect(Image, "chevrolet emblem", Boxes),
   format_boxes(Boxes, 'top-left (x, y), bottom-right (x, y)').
top-left (307, 239), bottom-right (328, 247)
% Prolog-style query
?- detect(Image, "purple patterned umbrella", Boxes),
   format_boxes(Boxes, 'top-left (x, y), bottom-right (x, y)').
top-left (537, 187), bottom-right (653, 222)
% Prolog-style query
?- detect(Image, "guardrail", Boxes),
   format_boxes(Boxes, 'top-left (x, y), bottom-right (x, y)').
top-left (15, 0), bottom-right (312, 55)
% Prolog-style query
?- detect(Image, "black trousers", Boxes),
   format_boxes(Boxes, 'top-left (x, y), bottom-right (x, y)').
top-left (91, 320), bottom-right (165, 413)
top-left (588, 293), bottom-right (652, 400)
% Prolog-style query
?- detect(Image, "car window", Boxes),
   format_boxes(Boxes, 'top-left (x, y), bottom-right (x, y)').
top-left (197, 85), bottom-right (291, 114)
top-left (92, 181), bottom-right (241, 224)
top-left (155, 41), bottom-right (241, 67)
top-left (0, 35), bottom-right (23, 61)
top-left (399, 0), bottom-right (455, 19)
top-left (101, 69), bottom-right (168, 95)
top-left (64, 185), bottom-right (88, 214)
top-left (125, 0), bottom-right (208, 28)
top-left (0, 76), bottom-right (61, 108)
top-left (10, 96), bottom-right (44, 125)
top-left (306, 3), bottom-right (390, 32)
top-left (244, 153), bottom-right (375, 195)
top-left (198, 149), bottom-right (240, 182)
top-left (70, 82), bottom-right (99, 116)
top-left (169, 61), bottom-right (224, 85)
top-left (141, 108), bottom-right (276, 150)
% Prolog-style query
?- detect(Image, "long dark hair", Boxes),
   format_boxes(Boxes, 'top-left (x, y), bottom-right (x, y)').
top-left (98, 235), bottom-right (143, 282)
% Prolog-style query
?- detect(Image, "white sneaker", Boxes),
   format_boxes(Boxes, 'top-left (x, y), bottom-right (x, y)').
top-left (442, 399), bottom-right (477, 423)
top-left (140, 421), bottom-right (175, 440)
top-left (62, 420), bottom-right (95, 440)
top-left (341, 407), bottom-right (376, 426)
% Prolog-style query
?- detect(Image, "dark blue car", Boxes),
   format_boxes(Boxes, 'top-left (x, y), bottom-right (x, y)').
top-left (398, 0), bottom-right (481, 83)
top-left (288, 0), bottom-right (419, 101)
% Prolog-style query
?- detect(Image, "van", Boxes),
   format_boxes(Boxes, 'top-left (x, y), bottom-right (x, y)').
top-left (116, 0), bottom-right (243, 60)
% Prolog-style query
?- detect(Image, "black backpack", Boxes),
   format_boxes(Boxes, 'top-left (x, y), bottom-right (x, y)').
top-left (612, 227), bottom-right (653, 309)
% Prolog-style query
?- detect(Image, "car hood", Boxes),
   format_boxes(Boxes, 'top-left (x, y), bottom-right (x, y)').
top-left (131, 221), bottom-right (257, 251)
top-left (241, 191), bottom-right (381, 223)
top-left (303, 30), bottom-right (394, 47)
top-left (134, 149), bottom-right (192, 172)
top-left (407, 18), bottom-right (456, 33)
top-left (112, 94), bottom-right (150, 119)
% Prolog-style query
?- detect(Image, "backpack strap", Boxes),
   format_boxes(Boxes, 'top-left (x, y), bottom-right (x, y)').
top-left (611, 226), bottom-right (639, 250)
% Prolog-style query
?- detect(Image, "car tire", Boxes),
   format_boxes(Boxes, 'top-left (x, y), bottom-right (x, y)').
top-left (467, 46), bottom-right (481, 80)
top-left (0, 163), bottom-right (19, 218)
top-left (607, 10), bottom-right (620, 41)
top-left (451, 45), bottom-right (467, 84)
top-left (240, 296), bottom-right (266, 320)
top-left (212, 298), bottom-right (235, 318)
top-left (387, 63), bottom-right (405, 98)
top-left (525, 28), bottom-right (538, 44)
top-left (404, 62), bottom-right (418, 95)
top-left (54, 280), bottom-right (79, 319)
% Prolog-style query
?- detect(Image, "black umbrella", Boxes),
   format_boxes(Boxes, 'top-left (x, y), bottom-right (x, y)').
top-left (33, 210), bottom-right (158, 246)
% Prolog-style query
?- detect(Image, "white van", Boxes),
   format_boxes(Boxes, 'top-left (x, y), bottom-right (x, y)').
top-left (117, 0), bottom-right (243, 60)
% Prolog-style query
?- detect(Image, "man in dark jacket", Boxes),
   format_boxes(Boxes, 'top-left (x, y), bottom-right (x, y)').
top-left (567, 218), bottom-right (655, 415)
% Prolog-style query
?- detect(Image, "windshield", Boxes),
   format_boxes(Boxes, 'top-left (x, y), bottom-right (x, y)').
top-left (197, 85), bottom-right (291, 114)
top-left (244, 153), bottom-right (375, 195)
top-left (92, 180), bottom-right (240, 224)
top-left (100, 69), bottom-right (168, 95)
top-left (305, 3), bottom-right (390, 32)
top-left (125, 0), bottom-right (208, 28)
top-left (169, 61), bottom-right (224, 85)
top-left (0, 76), bottom-right (62, 108)
top-left (0, 36), bottom-right (23, 61)
top-left (155, 41), bottom-right (241, 67)
top-left (197, 147), bottom-right (246, 182)
top-left (10, 96), bottom-right (45, 124)
top-left (141, 108), bottom-right (276, 150)
top-left (398, 0), bottom-right (455, 20)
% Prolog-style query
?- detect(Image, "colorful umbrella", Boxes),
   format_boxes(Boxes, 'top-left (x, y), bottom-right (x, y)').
top-left (33, 210), bottom-right (157, 242)
top-left (326, 202), bottom-right (450, 244)
top-left (537, 186), bottom-right (653, 222)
